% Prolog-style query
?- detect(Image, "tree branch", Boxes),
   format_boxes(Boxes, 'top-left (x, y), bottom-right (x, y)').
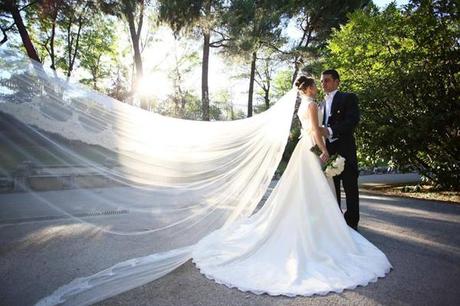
top-left (209, 29), bottom-right (230, 48)
top-left (18, 0), bottom-right (40, 12)
top-left (255, 77), bottom-right (267, 92)
top-left (211, 28), bottom-right (229, 40)
top-left (136, 1), bottom-right (144, 39)
top-left (0, 22), bottom-right (14, 44)
top-left (66, 16), bottom-right (73, 75)
top-left (209, 39), bottom-right (228, 48)
top-left (69, 10), bottom-right (85, 75)
top-left (263, 40), bottom-right (291, 55)
top-left (0, 26), bottom-right (8, 44)
top-left (41, 36), bottom-right (51, 57)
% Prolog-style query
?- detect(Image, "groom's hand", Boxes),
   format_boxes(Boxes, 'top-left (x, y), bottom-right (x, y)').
top-left (320, 127), bottom-right (330, 137)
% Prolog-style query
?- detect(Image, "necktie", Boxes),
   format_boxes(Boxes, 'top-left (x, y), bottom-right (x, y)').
top-left (322, 101), bottom-right (327, 126)
top-left (323, 94), bottom-right (331, 126)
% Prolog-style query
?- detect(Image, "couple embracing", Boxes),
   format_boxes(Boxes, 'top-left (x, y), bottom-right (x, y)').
top-left (192, 69), bottom-right (392, 296)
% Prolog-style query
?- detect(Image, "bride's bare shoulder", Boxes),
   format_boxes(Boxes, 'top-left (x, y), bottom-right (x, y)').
top-left (307, 101), bottom-right (318, 111)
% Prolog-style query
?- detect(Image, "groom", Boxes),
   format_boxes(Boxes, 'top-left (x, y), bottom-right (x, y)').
top-left (320, 69), bottom-right (360, 231)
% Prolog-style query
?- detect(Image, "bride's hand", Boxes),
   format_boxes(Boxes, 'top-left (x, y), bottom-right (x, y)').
top-left (320, 151), bottom-right (329, 163)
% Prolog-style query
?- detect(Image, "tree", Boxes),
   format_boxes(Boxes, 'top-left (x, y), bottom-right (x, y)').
top-left (59, 0), bottom-right (99, 77)
top-left (0, 0), bottom-right (41, 61)
top-left (158, 0), bottom-right (228, 121)
top-left (326, 0), bottom-right (460, 190)
top-left (211, 89), bottom-right (246, 120)
top-left (99, 0), bottom-right (148, 91)
top-left (24, 0), bottom-right (112, 78)
top-left (283, 0), bottom-right (369, 85)
top-left (107, 60), bottom-right (130, 101)
top-left (271, 69), bottom-right (293, 101)
top-left (79, 15), bottom-right (117, 90)
top-left (168, 41), bottom-right (200, 118)
top-left (222, 0), bottom-right (285, 117)
top-left (27, 0), bottom-right (64, 69)
top-left (254, 48), bottom-right (285, 111)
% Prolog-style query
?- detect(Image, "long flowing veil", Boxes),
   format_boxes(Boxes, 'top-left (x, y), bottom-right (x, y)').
top-left (0, 49), bottom-right (297, 305)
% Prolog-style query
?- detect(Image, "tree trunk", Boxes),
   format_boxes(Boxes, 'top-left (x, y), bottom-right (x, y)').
top-left (0, 26), bottom-right (8, 44)
top-left (202, 30), bottom-right (210, 121)
top-left (7, 1), bottom-right (41, 62)
top-left (66, 10), bottom-right (85, 77)
top-left (49, 18), bottom-right (56, 69)
top-left (264, 60), bottom-right (270, 110)
top-left (291, 59), bottom-right (300, 86)
top-left (291, 18), bottom-right (312, 85)
top-left (44, 4), bottom-right (58, 70)
top-left (124, 5), bottom-right (146, 108)
top-left (264, 85), bottom-right (270, 110)
top-left (126, 11), bottom-right (143, 86)
top-left (173, 53), bottom-right (186, 116)
top-left (92, 55), bottom-right (101, 90)
top-left (247, 51), bottom-right (257, 118)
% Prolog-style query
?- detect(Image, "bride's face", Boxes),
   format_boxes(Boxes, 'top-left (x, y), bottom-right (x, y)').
top-left (310, 83), bottom-right (318, 96)
top-left (304, 84), bottom-right (317, 97)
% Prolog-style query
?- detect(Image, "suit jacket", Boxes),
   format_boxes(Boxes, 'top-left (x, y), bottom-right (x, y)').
top-left (323, 91), bottom-right (360, 171)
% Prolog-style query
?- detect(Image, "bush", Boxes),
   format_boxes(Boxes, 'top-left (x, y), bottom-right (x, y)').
top-left (326, 1), bottom-right (459, 190)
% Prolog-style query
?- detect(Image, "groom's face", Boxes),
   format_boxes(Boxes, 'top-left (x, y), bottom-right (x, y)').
top-left (320, 74), bottom-right (339, 93)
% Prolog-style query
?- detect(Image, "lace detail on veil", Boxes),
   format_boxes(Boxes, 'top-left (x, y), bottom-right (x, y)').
top-left (0, 96), bottom-right (119, 149)
top-left (0, 49), bottom-right (301, 305)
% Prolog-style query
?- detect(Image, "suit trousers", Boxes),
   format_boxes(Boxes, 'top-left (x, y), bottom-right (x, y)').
top-left (326, 140), bottom-right (360, 228)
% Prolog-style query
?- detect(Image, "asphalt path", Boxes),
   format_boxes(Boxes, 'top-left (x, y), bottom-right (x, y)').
top-left (96, 190), bottom-right (460, 306)
top-left (1, 174), bottom-right (459, 306)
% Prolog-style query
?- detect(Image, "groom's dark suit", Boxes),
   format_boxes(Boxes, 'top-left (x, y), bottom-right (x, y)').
top-left (323, 91), bottom-right (360, 228)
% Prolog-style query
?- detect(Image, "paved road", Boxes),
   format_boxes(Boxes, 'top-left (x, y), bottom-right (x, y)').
top-left (1, 174), bottom-right (459, 306)
top-left (96, 191), bottom-right (460, 306)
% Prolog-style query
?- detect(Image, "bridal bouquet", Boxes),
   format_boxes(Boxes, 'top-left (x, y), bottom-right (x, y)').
top-left (310, 144), bottom-right (346, 177)
top-left (323, 154), bottom-right (346, 177)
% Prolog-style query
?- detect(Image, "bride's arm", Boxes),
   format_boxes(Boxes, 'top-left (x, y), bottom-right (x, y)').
top-left (308, 103), bottom-right (329, 162)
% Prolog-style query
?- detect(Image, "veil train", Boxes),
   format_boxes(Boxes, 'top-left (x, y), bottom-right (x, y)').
top-left (0, 49), bottom-right (298, 305)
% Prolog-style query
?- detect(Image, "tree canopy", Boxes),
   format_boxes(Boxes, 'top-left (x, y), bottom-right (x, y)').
top-left (2, 0), bottom-right (458, 189)
top-left (326, 0), bottom-right (459, 190)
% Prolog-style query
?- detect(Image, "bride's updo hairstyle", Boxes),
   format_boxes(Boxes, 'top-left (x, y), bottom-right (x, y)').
top-left (294, 75), bottom-right (315, 91)
top-left (295, 76), bottom-right (315, 92)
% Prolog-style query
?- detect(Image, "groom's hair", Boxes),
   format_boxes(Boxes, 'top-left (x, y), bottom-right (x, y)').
top-left (322, 69), bottom-right (340, 81)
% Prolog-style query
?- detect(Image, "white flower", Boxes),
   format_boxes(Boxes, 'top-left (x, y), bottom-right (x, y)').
top-left (324, 167), bottom-right (337, 178)
top-left (335, 156), bottom-right (345, 172)
top-left (324, 155), bottom-right (346, 177)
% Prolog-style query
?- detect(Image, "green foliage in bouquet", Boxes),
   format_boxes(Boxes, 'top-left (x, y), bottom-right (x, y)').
top-left (310, 144), bottom-right (345, 176)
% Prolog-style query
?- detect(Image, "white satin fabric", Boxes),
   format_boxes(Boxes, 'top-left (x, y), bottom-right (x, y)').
top-left (192, 97), bottom-right (393, 296)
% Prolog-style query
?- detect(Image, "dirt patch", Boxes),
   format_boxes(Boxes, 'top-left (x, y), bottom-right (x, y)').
top-left (361, 184), bottom-right (460, 204)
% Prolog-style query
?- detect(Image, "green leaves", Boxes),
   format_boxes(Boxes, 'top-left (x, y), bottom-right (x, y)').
top-left (326, 0), bottom-right (460, 190)
top-left (79, 15), bottom-right (118, 90)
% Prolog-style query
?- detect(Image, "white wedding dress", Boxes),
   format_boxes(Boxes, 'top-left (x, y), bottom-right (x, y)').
top-left (192, 96), bottom-right (393, 296)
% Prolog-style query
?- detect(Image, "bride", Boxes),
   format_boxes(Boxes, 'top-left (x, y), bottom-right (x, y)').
top-left (192, 76), bottom-right (392, 296)
top-left (3, 47), bottom-right (392, 303)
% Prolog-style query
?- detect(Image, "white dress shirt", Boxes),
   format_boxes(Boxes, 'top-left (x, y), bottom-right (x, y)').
top-left (324, 90), bottom-right (338, 141)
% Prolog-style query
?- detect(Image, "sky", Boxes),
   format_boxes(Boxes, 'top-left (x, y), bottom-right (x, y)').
top-left (373, 0), bottom-right (409, 8)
